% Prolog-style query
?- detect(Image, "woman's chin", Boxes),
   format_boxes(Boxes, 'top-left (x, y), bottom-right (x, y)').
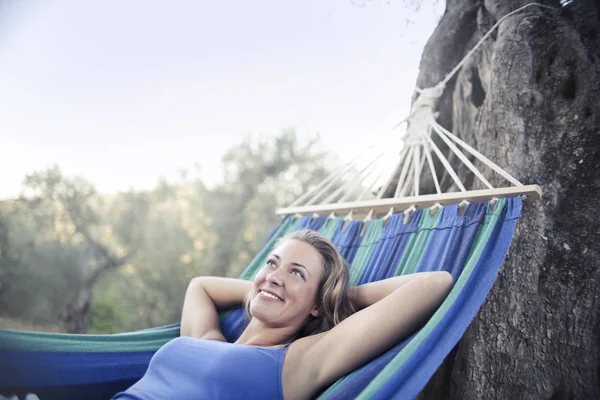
top-left (249, 304), bottom-right (282, 323)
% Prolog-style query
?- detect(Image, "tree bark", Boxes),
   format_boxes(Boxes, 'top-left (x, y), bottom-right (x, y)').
top-left (58, 223), bottom-right (127, 333)
top-left (414, 1), bottom-right (600, 399)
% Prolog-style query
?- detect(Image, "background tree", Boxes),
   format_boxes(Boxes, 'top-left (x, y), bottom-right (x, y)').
top-left (0, 128), bottom-right (335, 334)
top-left (97, 129), bottom-right (334, 331)
top-left (406, 1), bottom-right (600, 399)
top-left (9, 166), bottom-right (130, 333)
top-left (204, 129), bottom-right (331, 278)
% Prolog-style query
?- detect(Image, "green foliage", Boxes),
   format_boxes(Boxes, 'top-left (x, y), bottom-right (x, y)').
top-left (0, 128), bottom-right (338, 333)
top-left (89, 296), bottom-right (127, 334)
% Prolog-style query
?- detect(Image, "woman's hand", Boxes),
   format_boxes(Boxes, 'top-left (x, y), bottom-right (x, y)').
top-left (180, 277), bottom-right (252, 340)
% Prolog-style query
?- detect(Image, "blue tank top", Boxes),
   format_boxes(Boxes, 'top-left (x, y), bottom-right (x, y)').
top-left (112, 336), bottom-right (290, 400)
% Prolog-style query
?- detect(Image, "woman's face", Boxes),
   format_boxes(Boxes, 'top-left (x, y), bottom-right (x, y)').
top-left (250, 239), bottom-right (324, 329)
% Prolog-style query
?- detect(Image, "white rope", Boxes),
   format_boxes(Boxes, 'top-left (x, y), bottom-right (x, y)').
top-left (413, 145), bottom-right (421, 196)
top-left (338, 151), bottom-right (387, 202)
top-left (283, 3), bottom-right (559, 212)
top-left (377, 147), bottom-right (408, 199)
top-left (303, 146), bottom-right (379, 206)
top-left (353, 153), bottom-right (389, 202)
top-left (322, 150), bottom-right (386, 204)
top-left (437, 2), bottom-right (558, 88)
top-left (399, 3), bottom-right (557, 193)
top-left (391, 116), bottom-right (408, 132)
top-left (401, 150), bottom-right (426, 198)
top-left (357, 167), bottom-right (387, 201)
top-left (423, 140), bottom-right (442, 194)
top-left (423, 132), bottom-right (466, 192)
top-left (394, 146), bottom-right (415, 198)
top-left (432, 119), bottom-right (523, 186)
top-left (290, 145), bottom-right (375, 207)
top-left (428, 114), bottom-right (494, 189)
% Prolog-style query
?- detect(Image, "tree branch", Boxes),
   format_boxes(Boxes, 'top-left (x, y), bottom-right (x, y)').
top-left (64, 203), bottom-right (128, 286)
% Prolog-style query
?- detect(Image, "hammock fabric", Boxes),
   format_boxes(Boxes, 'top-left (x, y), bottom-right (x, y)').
top-left (0, 197), bottom-right (522, 400)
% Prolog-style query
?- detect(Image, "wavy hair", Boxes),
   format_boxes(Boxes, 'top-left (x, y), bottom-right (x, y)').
top-left (245, 229), bottom-right (358, 337)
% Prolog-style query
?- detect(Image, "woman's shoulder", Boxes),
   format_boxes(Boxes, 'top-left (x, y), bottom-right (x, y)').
top-left (282, 333), bottom-right (328, 398)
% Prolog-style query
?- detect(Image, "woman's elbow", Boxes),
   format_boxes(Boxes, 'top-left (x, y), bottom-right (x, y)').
top-left (425, 271), bottom-right (453, 297)
top-left (439, 271), bottom-right (453, 286)
top-left (435, 270), bottom-right (453, 286)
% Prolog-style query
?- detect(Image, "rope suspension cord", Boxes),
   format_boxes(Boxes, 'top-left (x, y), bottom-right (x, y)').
top-left (297, 145), bottom-right (375, 206)
top-left (277, 2), bottom-right (556, 217)
top-left (357, 165), bottom-right (388, 201)
top-left (377, 147), bottom-right (408, 199)
top-left (338, 153), bottom-right (387, 202)
top-left (420, 130), bottom-right (467, 192)
top-left (423, 141), bottom-right (442, 194)
top-left (417, 2), bottom-right (560, 94)
top-left (394, 146), bottom-right (416, 198)
top-left (427, 115), bottom-right (493, 189)
top-left (430, 118), bottom-right (524, 186)
top-left (321, 149), bottom-right (387, 204)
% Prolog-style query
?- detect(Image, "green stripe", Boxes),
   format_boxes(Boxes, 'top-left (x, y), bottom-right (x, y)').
top-left (395, 209), bottom-right (442, 276)
top-left (0, 325), bottom-right (180, 352)
top-left (355, 198), bottom-right (507, 399)
top-left (348, 220), bottom-right (383, 286)
top-left (319, 217), bottom-right (341, 239)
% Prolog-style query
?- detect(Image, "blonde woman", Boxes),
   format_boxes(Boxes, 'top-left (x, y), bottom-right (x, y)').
top-left (113, 229), bottom-right (452, 400)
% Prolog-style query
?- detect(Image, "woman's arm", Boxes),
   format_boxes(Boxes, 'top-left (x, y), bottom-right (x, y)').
top-left (298, 271), bottom-right (453, 390)
top-left (349, 272), bottom-right (447, 310)
top-left (180, 277), bottom-right (252, 340)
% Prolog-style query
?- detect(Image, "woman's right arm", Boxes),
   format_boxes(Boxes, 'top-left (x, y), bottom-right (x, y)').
top-left (180, 277), bottom-right (252, 340)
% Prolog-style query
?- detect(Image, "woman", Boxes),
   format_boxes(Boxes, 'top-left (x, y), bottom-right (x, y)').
top-left (113, 229), bottom-right (452, 400)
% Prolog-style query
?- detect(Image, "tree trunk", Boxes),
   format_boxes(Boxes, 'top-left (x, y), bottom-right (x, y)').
top-left (58, 286), bottom-right (92, 334)
top-left (414, 1), bottom-right (600, 399)
top-left (58, 233), bottom-right (126, 333)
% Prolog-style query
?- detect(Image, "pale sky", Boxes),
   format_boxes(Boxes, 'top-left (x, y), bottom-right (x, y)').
top-left (0, 0), bottom-right (443, 199)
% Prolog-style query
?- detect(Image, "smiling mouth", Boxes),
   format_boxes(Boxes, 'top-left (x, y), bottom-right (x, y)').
top-left (259, 290), bottom-right (284, 302)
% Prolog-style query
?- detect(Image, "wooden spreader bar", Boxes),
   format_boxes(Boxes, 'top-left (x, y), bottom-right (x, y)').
top-left (276, 185), bottom-right (541, 217)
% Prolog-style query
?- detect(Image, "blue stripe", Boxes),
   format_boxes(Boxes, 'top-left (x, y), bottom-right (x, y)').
top-left (0, 349), bottom-right (155, 387)
top-left (373, 197), bottom-right (522, 399)
top-left (416, 202), bottom-right (487, 280)
top-left (331, 220), bottom-right (364, 264)
top-left (358, 210), bottom-right (422, 284)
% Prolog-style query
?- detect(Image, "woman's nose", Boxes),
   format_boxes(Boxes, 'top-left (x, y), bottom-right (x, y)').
top-left (266, 270), bottom-right (284, 286)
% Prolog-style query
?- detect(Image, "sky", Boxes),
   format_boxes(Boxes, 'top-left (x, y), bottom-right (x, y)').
top-left (0, 0), bottom-right (444, 199)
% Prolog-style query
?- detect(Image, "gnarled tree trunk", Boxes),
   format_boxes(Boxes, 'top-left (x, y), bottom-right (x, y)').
top-left (415, 1), bottom-right (600, 399)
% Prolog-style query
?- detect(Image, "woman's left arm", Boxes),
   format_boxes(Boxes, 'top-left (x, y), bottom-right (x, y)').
top-left (349, 272), bottom-right (448, 310)
top-left (300, 271), bottom-right (453, 390)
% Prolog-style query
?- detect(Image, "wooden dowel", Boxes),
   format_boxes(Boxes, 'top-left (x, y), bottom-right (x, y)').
top-left (275, 184), bottom-right (542, 216)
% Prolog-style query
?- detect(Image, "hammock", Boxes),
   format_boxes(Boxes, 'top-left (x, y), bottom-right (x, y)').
top-left (1, 196), bottom-right (522, 400)
top-left (1, 3), bottom-right (559, 398)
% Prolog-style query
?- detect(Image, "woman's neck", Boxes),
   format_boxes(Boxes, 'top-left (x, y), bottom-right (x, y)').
top-left (235, 318), bottom-right (297, 347)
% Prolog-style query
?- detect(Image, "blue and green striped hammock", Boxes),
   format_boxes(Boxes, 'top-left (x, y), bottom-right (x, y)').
top-left (0, 197), bottom-right (522, 400)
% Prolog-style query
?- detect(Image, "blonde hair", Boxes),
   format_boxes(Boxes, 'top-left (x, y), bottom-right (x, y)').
top-left (245, 229), bottom-right (358, 337)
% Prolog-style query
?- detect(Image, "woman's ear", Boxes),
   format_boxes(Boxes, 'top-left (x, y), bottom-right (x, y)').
top-left (310, 307), bottom-right (320, 318)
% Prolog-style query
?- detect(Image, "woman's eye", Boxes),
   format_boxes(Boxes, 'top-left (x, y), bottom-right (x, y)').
top-left (291, 269), bottom-right (305, 279)
top-left (266, 259), bottom-right (277, 267)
